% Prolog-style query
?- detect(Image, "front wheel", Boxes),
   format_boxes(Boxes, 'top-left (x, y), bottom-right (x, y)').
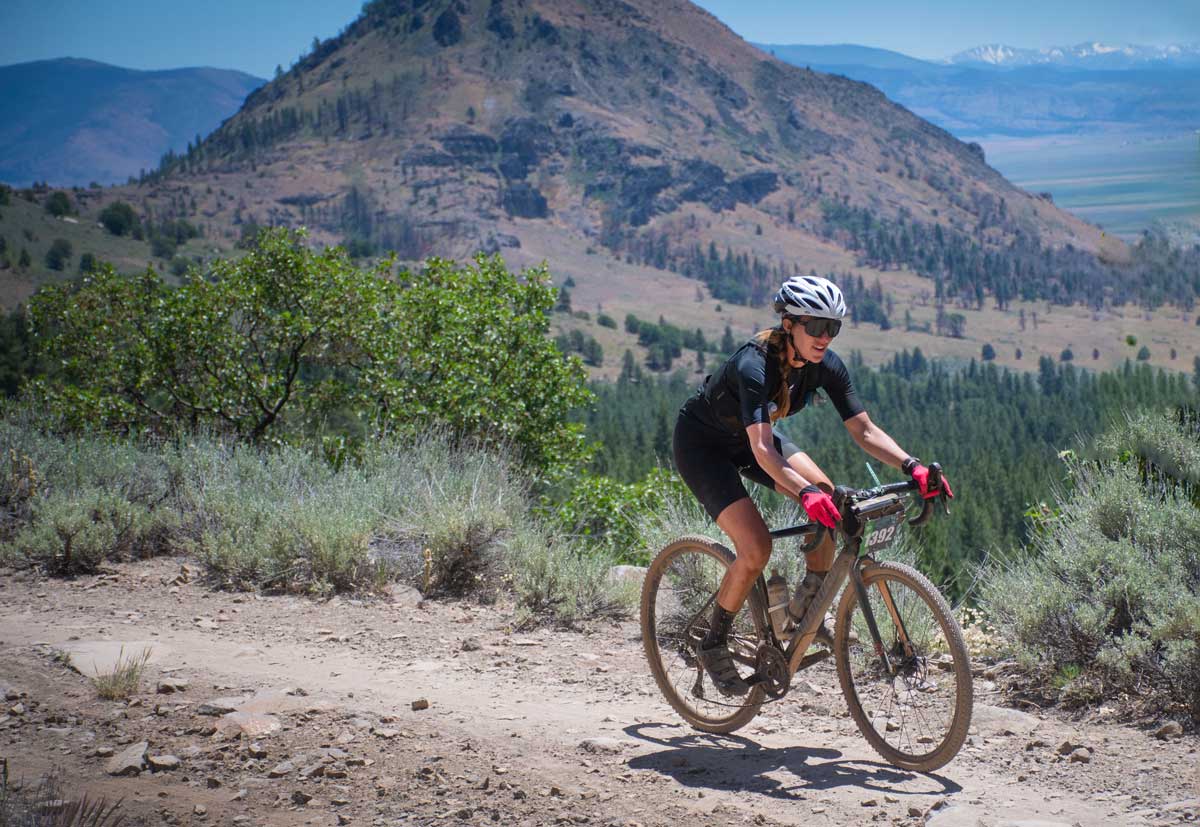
top-left (640, 536), bottom-right (766, 734)
top-left (833, 561), bottom-right (973, 772)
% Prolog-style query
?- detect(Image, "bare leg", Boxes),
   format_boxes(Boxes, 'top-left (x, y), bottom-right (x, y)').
top-left (713, 497), bottom-right (772, 613)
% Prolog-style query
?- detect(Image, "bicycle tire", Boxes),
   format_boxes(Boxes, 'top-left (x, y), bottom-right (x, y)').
top-left (640, 535), bottom-right (766, 734)
top-left (833, 560), bottom-right (973, 772)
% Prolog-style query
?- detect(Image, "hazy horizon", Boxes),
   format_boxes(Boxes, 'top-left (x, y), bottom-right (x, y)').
top-left (1, 0), bottom-right (1197, 78)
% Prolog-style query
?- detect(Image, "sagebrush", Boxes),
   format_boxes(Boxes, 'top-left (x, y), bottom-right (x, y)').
top-left (981, 410), bottom-right (1200, 718)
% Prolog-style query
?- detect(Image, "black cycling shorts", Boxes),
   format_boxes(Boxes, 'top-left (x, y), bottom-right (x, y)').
top-left (673, 411), bottom-right (801, 521)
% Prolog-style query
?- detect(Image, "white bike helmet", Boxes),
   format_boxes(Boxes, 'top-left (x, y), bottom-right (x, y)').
top-left (773, 276), bottom-right (846, 320)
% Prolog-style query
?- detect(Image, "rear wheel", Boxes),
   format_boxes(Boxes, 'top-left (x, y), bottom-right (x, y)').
top-left (640, 536), bottom-right (766, 734)
top-left (833, 561), bottom-right (972, 771)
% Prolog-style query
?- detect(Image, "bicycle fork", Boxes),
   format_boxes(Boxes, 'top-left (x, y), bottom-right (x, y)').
top-left (785, 551), bottom-right (912, 680)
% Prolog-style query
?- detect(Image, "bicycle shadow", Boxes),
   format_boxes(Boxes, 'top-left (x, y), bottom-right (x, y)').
top-left (622, 722), bottom-right (962, 801)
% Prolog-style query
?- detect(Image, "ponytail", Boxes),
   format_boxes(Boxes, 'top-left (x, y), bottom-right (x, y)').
top-left (753, 326), bottom-right (793, 421)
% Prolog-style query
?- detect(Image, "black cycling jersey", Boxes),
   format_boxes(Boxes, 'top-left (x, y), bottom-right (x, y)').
top-left (682, 339), bottom-right (865, 441)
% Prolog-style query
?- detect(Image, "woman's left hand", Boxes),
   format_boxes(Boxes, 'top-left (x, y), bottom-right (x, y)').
top-left (911, 464), bottom-right (954, 500)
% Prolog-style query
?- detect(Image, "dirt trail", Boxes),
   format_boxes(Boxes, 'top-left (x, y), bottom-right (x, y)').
top-left (0, 558), bottom-right (1196, 827)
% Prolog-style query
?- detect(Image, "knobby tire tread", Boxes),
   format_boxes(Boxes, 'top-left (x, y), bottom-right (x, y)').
top-left (640, 535), bottom-right (765, 734)
top-left (833, 560), bottom-right (973, 772)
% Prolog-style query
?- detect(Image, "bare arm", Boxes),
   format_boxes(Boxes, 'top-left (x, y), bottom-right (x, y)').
top-left (843, 411), bottom-right (910, 469)
top-left (746, 422), bottom-right (812, 498)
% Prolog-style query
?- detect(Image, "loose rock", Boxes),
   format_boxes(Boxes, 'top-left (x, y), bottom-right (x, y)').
top-left (411, 698), bottom-right (430, 711)
top-left (1155, 721), bottom-right (1184, 740)
top-left (267, 760), bottom-right (294, 778)
top-left (105, 741), bottom-right (148, 776)
top-left (147, 754), bottom-right (180, 771)
top-left (579, 737), bottom-right (626, 755)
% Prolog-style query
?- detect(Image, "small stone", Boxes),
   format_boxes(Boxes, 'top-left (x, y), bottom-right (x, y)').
top-left (861, 798), bottom-right (878, 807)
top-left (411, 698), bottom-right (430, 711)
top-left (267, 760), bottom-right (294, 778)
top-left (106, 741), bottom-right (148, 776)
top-left (1155, 721), bottom-right (1184, 740)
top-left (1056, 739), bottom-right (1080, 755)
top-left (299, 763), bottom-right (325, 779)
top-left (147, 754), bottom-right (180, 771)
top-left (197, 699), bottom-right (239, 716)
top-left (156, 678), bottom-right (190, 694)
top-left (337, 815), bottom-right (352, 826)
top-left (579, 737), bottom-right (625, 755)
top-left (907, 806), bottom-right (923, 817)
top-left (192, 804), bottom-right (206, 817)
top-left (374, 729), bottom-right (399, 739)
top-left (461, 637), bottom-right (482, 652)
top-left (94, 746), bottom-right (114, 758)
top-left (884, 794), bottom-right (899, 804)
top-left (291, 790), bottom-right (312, 805)
top-left (206, 777), bottom-right (221, 789)
top-left (1069, 748), bottom-right (1092, 764)
top-left (247, 742), bottom-right (268, 759)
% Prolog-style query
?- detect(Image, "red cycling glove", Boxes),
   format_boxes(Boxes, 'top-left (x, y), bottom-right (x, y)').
top-left (799, 485), bottom-right (841, 529)
top-left (910, 464), bottom-right (955, 500)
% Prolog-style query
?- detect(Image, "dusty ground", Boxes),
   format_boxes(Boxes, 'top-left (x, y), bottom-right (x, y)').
top-left (0, 557), bottom-right (1196, 827)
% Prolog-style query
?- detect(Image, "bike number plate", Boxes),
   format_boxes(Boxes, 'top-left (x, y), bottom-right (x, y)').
top-left (864, 514), bottom-right (900, 553)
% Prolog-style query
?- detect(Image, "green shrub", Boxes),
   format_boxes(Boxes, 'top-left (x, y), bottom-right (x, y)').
top-left (98, 201), bottom-right (138, 236)
top-left (44, 191), bottom-right (73, 217)
top-left (546, 468), bottom-right (690, 563)
top-left (504, 525), bottom-right (634, 628)
top-left (44, 238), bottom-right (72, 271)
top-left (29, 230), bottom-right (592, 479)
top-left (981, 410), bottom-right (1200, 718)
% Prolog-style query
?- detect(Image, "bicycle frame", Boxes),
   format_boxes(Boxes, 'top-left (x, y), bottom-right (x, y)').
top-left (763, 478), bottom-right (941, 681)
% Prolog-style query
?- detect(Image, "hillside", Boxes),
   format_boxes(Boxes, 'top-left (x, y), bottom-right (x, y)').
top-left (0, 58), bottom-right (264, 187)
top-left (6, 0), bottom-right (1197, 379)
top-left (123, 0), bottom-right (1104, 280)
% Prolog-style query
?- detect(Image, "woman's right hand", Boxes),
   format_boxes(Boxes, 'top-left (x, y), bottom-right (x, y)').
top-left (799, 485), bottom-right (840, 529)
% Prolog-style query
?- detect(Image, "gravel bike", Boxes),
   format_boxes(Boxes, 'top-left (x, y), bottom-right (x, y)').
top-left (640, 464), bottom-right (972, 772)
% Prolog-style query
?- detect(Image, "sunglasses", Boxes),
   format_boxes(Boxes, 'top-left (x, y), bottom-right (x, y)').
top-left (794, 317), bottom-right (842, 338)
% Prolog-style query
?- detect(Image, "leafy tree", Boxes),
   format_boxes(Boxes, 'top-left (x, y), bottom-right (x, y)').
top-left (98, 201), bottom-right (139, 236)
top-left (17, 249), bottom-right (30, 269)
top-left (44, 238), bottom-right (72, 271)
top-left (44, 191), bottom-right (72, 217)
top-left (28, 229), bottom-right (592, 477)
top-left (0, 306), bottom-right (39, 396)
top-left (78, 252), bottom-right (99, 274)
top-left (597, 313), bottom-right (617, 329)
top-left (1059, 347), bottom-right (1074, 362)
top-left (981, 343), bottom-right (996, 361)
top-left (1137, 345), bottom-right (1152, 361)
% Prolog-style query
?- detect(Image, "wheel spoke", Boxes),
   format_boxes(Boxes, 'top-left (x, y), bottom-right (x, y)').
top-left (641, 538), bottom-right (766, 732)
top-left (834, 562), bottom-right (972, 772)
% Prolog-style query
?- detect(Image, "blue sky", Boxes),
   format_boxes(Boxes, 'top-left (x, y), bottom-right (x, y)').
top-left (1, 0), bottom-right (1197, 77)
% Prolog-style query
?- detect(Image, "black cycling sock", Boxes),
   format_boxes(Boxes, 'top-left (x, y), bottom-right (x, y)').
top-left (703, 604), bottom-right (736, 649)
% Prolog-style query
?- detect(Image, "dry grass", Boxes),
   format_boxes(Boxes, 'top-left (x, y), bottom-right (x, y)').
top-left (91, 647), bottom-right (151, 701)
top-left (0, 760), bottom-right (125, 827)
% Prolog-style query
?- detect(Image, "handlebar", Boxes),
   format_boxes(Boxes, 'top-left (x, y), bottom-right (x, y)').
top-left (835, 462), bottom-right (949, 528)
top-left (769, 463), bottom-right (951, 543)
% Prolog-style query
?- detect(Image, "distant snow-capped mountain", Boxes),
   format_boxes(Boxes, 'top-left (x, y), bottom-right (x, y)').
top-left (947, 42), bottom-right (1200, 69)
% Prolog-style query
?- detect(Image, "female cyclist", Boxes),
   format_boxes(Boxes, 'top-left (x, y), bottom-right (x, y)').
top-left (673, 275), bottom-right (953, 696)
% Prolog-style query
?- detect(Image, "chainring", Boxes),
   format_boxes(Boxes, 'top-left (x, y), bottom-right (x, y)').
top-left (754, 644), bottom-right (791, 699)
